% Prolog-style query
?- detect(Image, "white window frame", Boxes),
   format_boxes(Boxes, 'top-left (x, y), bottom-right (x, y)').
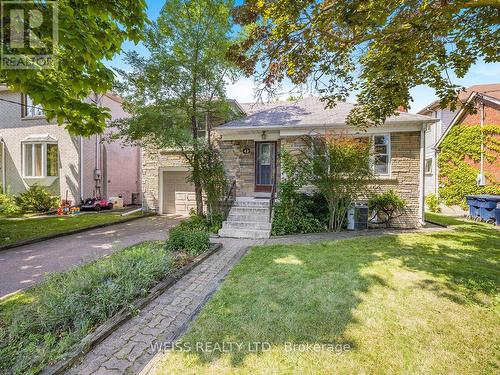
top-left (425, 157), bottom-right (433, 175)
top-left (22, 94), bottom-right (44, 118)
top-left (22, 142), bottom-right (58, 178)
top-left (372, 134), bottom-right (391, 176)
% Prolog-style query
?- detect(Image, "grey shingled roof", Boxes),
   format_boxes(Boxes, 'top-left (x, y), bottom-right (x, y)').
top-left (218, 97), bottom-right (434, 129)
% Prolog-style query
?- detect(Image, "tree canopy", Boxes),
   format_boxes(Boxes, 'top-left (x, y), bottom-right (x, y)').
top-left (112, 0), bottom-right (238, 215)
top-left (0, 0), bottom-right (148, 135)
top-left (231, 0), bottom-right (500, 128)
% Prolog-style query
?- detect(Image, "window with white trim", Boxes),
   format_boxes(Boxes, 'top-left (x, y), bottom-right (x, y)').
top-left (23, 143), bottom-right (58, 177)
top-left (22, 94), bottom-right (44, 118)
top-left (425, 158), bottom-right (433, 174)
top-left (373, 135), bottom-right (390, 175)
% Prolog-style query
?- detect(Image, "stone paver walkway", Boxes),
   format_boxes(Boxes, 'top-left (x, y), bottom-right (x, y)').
top-left (66, 226), bottom-right (446, 375)
top-left (67, 237), bottom-right (264, 375)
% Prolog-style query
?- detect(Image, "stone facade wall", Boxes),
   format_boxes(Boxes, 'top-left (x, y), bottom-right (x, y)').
top-left (380, 131), bottom-right (421, 228)
top-left (280, 132), bottom-right (422, 228)
top-left (219, 140), bottom-right (255, 197)
top-left (142, 147), bottom-right (190, 212)
top-left (143, 131), bottom-right (422, 228)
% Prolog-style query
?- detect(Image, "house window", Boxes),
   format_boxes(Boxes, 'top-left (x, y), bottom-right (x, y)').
top-left (23, 143), bottom-right (58, 177)
top-left (22, 94), bottom-right (44, 118)
top-left (373, 135), bottom-right (390, 175)
top-left (425, 158), bottom-right (433, 175)
top-left (195, 114), bottom-right (208, 139)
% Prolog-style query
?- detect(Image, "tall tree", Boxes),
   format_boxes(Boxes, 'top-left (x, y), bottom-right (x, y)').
top-left (300, 133), bottom-right (373, 231)
top-left (112, 0), bottom-right (238, 216)
top-left (0, 0), bottom-right (147, 135)
top-left (230, 0), bottom-right (500, 128)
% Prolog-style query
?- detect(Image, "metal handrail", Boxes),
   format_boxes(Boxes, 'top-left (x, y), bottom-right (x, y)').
top-left (269, 180), bottom-right (276, 223)
top-left (223, 180), bottom-right (237, 219)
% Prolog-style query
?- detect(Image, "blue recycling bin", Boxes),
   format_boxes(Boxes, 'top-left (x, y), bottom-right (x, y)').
top-left (476, 195), bottom-right (500, 209)
top-left (480, 207), bottom-right (496, 222)
top-left (465, 195), bottom-right (480, 218)
top-left (474, 195), bottom-right (500, 222)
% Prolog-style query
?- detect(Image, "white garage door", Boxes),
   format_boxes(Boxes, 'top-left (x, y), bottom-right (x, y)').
top-left (162, 171), bottom-right (196, 215)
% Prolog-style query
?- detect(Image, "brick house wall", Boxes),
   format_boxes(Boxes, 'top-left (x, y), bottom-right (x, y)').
top-left (458, 104), bottom-right (500, 183)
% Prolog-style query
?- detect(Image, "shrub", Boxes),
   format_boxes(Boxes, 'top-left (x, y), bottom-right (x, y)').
top-left (0, 241), bottom-right (168, 374)
top-left (165, 214), bottom-right (210, 256)
top-left (272, 193), bottom-right (328, 236)
top-left (369, 190), bottom-right (407, 228)
top-left (425, 193), bottom-right (441, 213)
top-left (177, 213), bottom-right (210, 232)
top-left (184, 231), bottom-right (209, 257)
top-left (0, 193), bottom-right (21, 215)
top-left (15, 185), bottom-right (59, 213)
top-left (165, 227), bottom-right (186, 252)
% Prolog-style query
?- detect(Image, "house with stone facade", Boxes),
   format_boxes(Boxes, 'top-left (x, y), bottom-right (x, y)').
top-left (142, 97), bottom-right (436, 238)
top-left (0, 87), bottom-right (141, 206)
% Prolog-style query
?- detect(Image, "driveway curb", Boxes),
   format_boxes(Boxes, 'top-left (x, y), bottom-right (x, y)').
top-left (41, 242), bottom-right (223, 375)
top-left (0, 213), bottom-right (156, 252)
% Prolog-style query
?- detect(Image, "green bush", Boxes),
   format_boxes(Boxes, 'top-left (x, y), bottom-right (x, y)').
top-left (272, 193), bottom-right (328, 235)
top-left (165, 227), bottom-right (186, 252)
top-left (165, 216), bottom-right (210, 256)
top-left (207, 212), bottom-right (224, 233)
top-left (369, 190), bottom-right (406, 228)
top-left (0, 241), bottom-right (169, 374)
top-left (15, 185), bottom-right (59, 213)
top-left (425, 193), bottom-right (441, 213)
top-left (0, 193), bottom-right (21, 215)
top-left (177, 213), bottom-right (210, 232)
top-left (184, 231), bottom-right (210, 256)
top-left (271, 148), bottom-right (329, 235)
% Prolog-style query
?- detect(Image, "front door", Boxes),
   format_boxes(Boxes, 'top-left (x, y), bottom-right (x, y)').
top-left (255, 142), bottom-right (276, 192)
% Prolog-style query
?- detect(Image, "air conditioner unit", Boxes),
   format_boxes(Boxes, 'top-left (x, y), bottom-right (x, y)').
top-left (347, 202), bottom-right (369, 230)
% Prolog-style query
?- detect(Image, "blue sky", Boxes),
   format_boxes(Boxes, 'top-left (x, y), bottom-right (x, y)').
top-left (107, 0), bottom-right (500, 113)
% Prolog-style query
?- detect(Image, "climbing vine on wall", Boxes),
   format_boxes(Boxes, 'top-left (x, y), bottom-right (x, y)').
top-left (438, 124), bottom-right (500, 208)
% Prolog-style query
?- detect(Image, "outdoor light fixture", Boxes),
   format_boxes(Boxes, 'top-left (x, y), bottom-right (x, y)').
top-left (261, 131), bottom-right (267, 140)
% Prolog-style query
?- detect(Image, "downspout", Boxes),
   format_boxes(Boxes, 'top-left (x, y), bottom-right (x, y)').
top-left (1, 138), bottom-right (5, 193)
top-left (419, 125), bottom-right (426, 226)
top-left (79, 136), bottom-right (84, 202)
top-left (480, 100), bottom-right (485, 179)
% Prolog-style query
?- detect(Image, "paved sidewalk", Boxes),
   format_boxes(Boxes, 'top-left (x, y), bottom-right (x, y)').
top-left (67, 237), bottom-right (264, 375)
top-left (0, 216), bottom-right (180, 298)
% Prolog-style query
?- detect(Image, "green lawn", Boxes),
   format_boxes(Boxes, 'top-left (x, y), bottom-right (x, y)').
top-left (154, 219), bottom-right (500, 374)
top-left (425, 211), bottom-right (467, 227)
top-left (0, 211), bottom-right (144, 246)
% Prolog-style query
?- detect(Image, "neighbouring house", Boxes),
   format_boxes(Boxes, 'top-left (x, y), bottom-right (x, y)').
top-left (0, 87), bottom-right (141, 206)
top-left (418, 83), bottom-right (500, 198)
top-left (433, 91), bottom-right (500, 213)
top-left (142, 97), bottom-right (436, 237)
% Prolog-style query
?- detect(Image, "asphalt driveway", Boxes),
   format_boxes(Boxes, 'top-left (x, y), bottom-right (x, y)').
top-left (0, 215), bottom-right (180, 298)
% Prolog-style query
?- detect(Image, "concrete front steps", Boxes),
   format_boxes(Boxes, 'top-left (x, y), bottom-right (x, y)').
top-left (218, 197), bottom-right (272, 239)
